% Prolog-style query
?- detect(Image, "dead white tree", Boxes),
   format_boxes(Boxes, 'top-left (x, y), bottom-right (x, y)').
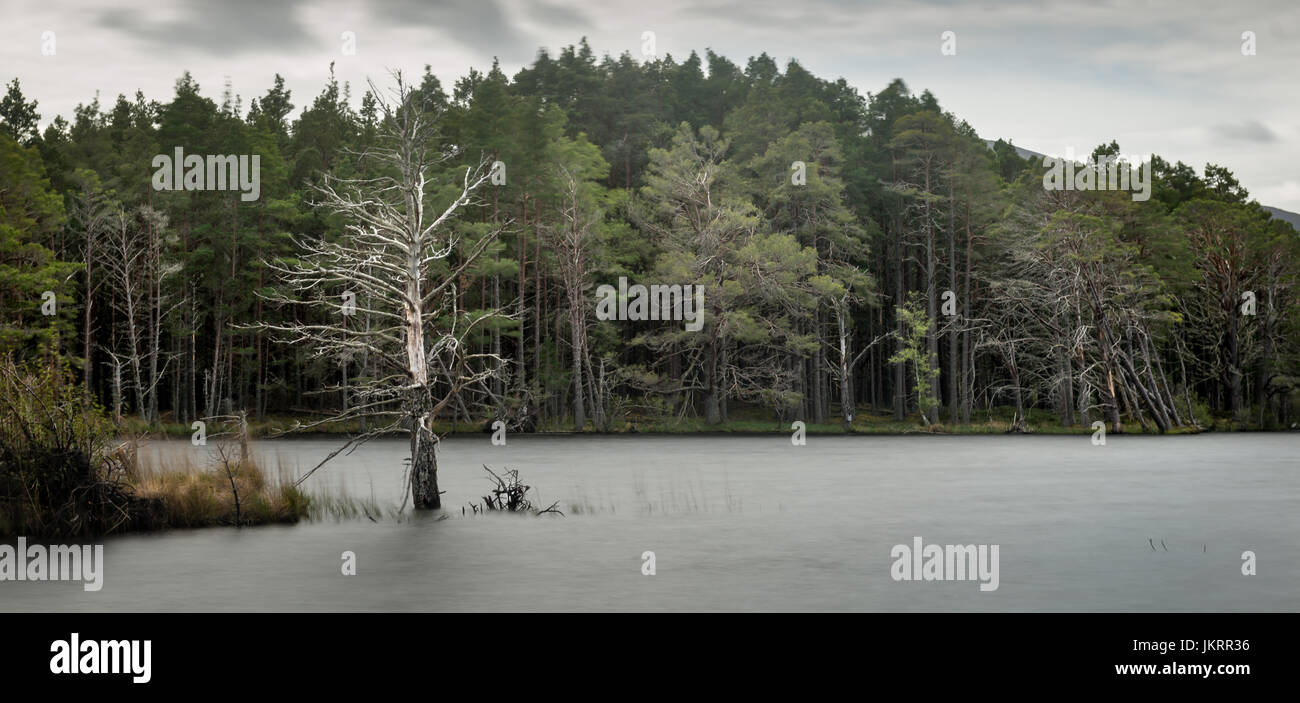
top-left (69, 181), bottom-right (112, 409)
top-left (257, 74), bottom-right (509, 509)
top-left (544, 164), bottom-right (604, 430)
top-left (99, 205), bottom-right (175, 423)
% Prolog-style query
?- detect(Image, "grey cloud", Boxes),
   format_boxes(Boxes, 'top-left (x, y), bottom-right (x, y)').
top-left (372, 0), bottom-right (537, 63)
top-left (1211, 120), bottom-right (1279, 143)
top-left (100, 0), bottom-right (313, 55)
top-left (100, 0), bottom-right (540, 63)
top-left (526, 1), bottom-right (591, 28)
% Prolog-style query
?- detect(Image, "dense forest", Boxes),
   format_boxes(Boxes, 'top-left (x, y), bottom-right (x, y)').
top-left (2, 39), bottom-right (1298, 436)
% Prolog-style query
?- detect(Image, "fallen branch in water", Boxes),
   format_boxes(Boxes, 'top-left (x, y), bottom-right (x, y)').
top-left (466, 466), bottom-right (564, 517)
top-left (535, 501), bottom-right (565, 517)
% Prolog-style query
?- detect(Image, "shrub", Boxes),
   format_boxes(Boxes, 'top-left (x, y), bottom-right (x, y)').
top-left (0, 357), bottom-right (157, 537)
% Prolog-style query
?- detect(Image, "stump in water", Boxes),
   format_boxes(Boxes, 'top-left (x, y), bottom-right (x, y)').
top-left (410, 422), bottom-right (441, 509)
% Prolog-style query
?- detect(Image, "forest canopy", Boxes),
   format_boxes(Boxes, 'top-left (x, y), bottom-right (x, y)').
top-left (1, 39), bottom-right (1297, 435)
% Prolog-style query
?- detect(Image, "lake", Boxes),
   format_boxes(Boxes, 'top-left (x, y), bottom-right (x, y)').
top-left (2, 433), bottom-right (1297, 612)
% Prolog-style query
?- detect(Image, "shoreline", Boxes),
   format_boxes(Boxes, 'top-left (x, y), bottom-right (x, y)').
top-left (128, 424), bottom-right (1300, 440)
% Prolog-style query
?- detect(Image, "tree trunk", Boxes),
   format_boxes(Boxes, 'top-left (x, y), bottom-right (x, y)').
top-left (924, 164), bottom-right (939, 424)
top-left (961, 210), bottom-right (973, 423)
top-left (705, 336), bottom-right (722, 425)
top-left (571, 304), bottom-right (586, 430)
top-left (1226, 301), bottom-right (1243, 420)
top-left (1059, 337), bottom-right (1075, 426)
top-left (946, 178), bottom-right (957, 424)
top-left (82, 236), bottom-right (95, 408)
top-left (812, 313), bottom-right (825, 424)
top-left (837, 305), bottom-right (854, 431)
top-left (410, 416), bottom-right (441, 509)
top-left (892, 235), bottom-right (905, 420)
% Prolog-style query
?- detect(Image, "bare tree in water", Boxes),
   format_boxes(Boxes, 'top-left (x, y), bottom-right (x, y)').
top-left (258, 74), bottom-right (508, 509)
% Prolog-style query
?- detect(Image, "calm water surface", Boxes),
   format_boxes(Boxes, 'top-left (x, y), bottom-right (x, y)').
top-left (2, 434), bottom-right (1297, 612)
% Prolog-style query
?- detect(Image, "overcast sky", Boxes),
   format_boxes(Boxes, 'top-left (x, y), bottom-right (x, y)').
top-left (3, 0), bottom-right (1299, 210)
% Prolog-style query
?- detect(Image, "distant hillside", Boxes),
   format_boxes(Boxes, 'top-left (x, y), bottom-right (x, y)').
top-left (1262, 206), bottom-right (1300, 231)
top-left (985, 140), bottom-right (1299, 231)
top-left (985, 139), bottom-right (1046, 162)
